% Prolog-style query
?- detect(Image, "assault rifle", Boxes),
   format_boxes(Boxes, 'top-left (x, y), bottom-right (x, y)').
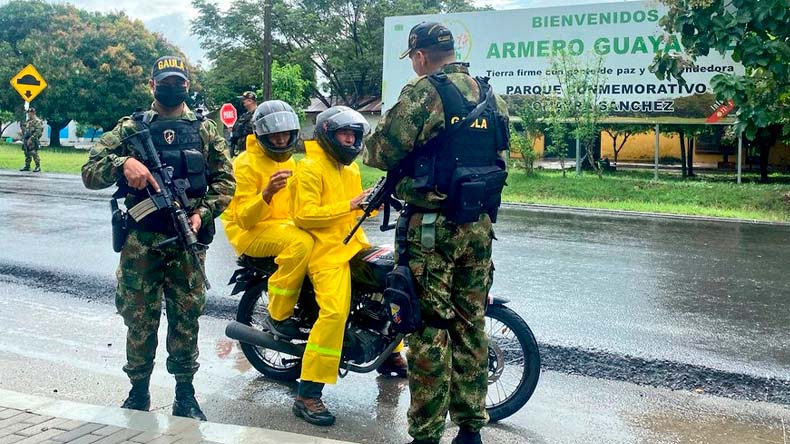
top-left (343, 170), bottom-right (403, 245)
top-left (120, 129), bottom-right (211, 289)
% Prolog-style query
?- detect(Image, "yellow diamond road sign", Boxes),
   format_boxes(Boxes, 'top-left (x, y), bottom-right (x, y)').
top-left (10, 64), bottom-right (48, 102)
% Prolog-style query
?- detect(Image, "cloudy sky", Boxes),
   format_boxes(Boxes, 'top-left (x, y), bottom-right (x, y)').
top-left (2, 0), bottom-right (623, 64)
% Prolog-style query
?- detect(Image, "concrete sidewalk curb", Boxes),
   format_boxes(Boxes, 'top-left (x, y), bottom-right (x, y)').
top-left (501, 202), bottom-right (790, 227)
top-left (0, 389), bottom-right (356, 444)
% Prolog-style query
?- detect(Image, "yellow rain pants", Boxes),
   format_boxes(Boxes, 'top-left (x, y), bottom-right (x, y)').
top-left (290, 141), bottom-right (371, 383)
top-left (221, 135), bottom-right (313, 320)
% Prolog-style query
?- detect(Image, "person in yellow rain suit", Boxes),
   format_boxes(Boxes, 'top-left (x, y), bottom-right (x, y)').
top-left (287, 106), bottom-right (404, 426)
top-left (221, 100), bottom-right (313, 338)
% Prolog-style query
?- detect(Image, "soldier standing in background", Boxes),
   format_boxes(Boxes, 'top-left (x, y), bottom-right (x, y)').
top-left (365, 22), bottom-right (510, 444)
top-left (229, 91), bottom-right (258, 157)
top-left (81, 55), bottom-right (235, 421)
top-left (20, 107), bottom-right (43, 172)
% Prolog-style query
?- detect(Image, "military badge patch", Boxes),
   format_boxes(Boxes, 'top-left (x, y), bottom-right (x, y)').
top-left (163, 129), bottom-right (176, 145)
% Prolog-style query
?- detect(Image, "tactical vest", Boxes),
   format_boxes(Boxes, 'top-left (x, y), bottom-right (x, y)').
top-left (410, 72), bottom-right (509, 224)
top-left (232, 111), bottom-right (254, 154)
top-left (133, 112), bottom-right (209, 199)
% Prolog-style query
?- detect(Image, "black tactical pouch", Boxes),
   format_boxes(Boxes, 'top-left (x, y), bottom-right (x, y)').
top-left (446, 166), bottom-right (508, 224)
top-left (411, 154), bottom-right (435, 192)
top-left (183, 150), bottom-right (208, 198)
top-left (110, 199), bottom-right (129, 253)
top-left (197, 216), bottom-right (215, 245)
top-left (383, 265), bottom-right (422, 334)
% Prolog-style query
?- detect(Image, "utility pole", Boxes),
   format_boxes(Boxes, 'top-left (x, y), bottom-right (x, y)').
top-left (262, 0), bottom-right (272, 100)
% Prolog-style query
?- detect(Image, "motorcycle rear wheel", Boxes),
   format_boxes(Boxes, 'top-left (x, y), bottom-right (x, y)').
top-left (485, 304), bottom-right (541, 422)
top-left (236, 280), bottom-right (302, 382)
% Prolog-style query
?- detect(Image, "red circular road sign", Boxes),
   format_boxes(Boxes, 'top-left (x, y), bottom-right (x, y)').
top-left (219, 103), bottom-right (237, 127)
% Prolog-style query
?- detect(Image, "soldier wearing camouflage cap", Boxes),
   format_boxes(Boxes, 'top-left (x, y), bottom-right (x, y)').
top-left (229, 90), bottom-right (258, 157)
top-left (365, 22), bottom-right (510, 444)
top-left (81, 55), bottom-right (235, 421)
top-left (19, 107), bottom-right (43, 172)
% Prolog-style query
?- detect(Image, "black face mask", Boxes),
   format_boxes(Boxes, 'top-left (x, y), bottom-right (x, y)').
top-left (154, 85), bottom-right (188, 108)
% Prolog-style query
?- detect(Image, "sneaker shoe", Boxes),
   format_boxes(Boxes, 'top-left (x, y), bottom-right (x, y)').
top-left (32, 167), bottom-right (40, 172)
top-left (292, 396), bottom-right (336, 426)
top-left (452, 429), bottom-right (483, 444)
top-left (377, 352), bottom-right (408, 378)
top-left (264, 315), bottom-right (303, 339)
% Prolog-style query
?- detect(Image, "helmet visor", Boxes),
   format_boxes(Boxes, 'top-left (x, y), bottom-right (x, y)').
top-left (324, 109), bottom-right (371, 135)
top-left (253, 111), bottom-right (300, 136)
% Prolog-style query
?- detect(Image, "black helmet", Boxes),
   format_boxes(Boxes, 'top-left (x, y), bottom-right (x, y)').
top-left (252, 100), bottom-right (300, 162)
top-left (314, 106), bottom-right (370, 165)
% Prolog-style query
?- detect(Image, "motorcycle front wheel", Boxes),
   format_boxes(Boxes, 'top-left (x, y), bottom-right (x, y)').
top-left (485, 304), bottom-right (541, 422)
top-left (235, 280), bottom-right (303, 382)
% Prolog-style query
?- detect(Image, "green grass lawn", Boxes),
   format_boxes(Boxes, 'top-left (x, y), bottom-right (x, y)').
top-left (0, 142), bottom-right (90, 174)
top-left (3, 142), bottom-right (789, 221)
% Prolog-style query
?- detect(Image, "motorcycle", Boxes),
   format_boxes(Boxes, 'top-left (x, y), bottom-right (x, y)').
top-left (224, 245), bottom-right (540, 422)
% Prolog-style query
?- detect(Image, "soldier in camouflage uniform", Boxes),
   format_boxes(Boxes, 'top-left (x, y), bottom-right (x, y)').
top-left (229, 91), bottom-right (257, 157)
top-left (364, 23), bottom-right (509, 444)
top-left (20, 107), bottom-right (43, 172)
top-left (81, 55), bottom-right (235, 421)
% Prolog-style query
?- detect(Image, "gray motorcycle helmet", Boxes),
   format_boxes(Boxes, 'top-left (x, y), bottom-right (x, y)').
top-left (252, 100), bottom-right (300, 162)
top-left (314, 106), bottom-right (370, 165)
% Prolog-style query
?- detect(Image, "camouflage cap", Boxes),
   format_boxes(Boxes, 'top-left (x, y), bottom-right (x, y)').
top-left (151, 55), bottom-right (189, 82)
top-left (399, 22), bottom-right (454, 59)
top-left (238, 91), bottom-right (257, 101)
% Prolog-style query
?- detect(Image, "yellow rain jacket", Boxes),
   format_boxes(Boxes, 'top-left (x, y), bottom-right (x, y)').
top-left (222, 135), bottom-right (296, 254)
top-left (222, 135), bottom-right (312, 320)
top-left (289, 140), bottom-right (371, 384)
top-left (290, 140), bottom-right (371, 271)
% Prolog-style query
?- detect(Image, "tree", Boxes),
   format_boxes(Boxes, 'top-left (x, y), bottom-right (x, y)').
top-left (191, 0), bottom-right (315, 109)
top-left (661, 123), bottom-right (709, 177)
top-left (192, 0), bottom-right (481, 108)
top-left (0, 1), bottom-right (185, 145)
top-left (547, 52), bottom-right (609, 177)
top-left (601, 124), bottom-right (652, 165)
top-left (542, 97), bottom-right (572, 177)
top-left (0, 110), bottom-right (16, 138)
top-left (650, 0), bottom-right (789, 181)
top-left (271, 62), bottom-right (310, 117)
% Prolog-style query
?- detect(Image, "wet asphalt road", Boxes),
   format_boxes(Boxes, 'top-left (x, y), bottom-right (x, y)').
top-left (1, 170), bottom-right (789, 443)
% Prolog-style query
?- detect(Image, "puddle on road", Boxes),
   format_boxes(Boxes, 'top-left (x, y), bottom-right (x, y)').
top-left (633, 406), bottom-right (790, 444)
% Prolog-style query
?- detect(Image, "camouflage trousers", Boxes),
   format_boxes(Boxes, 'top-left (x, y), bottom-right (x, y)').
top-left (23, 140), bottom-right (40, 168)
top-left (116, 228), bottom-right (207, 383)
top-left (402, 211), bottom-right (492, 441)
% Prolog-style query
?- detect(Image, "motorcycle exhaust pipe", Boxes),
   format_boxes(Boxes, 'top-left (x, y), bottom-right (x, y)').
top-left (225, 321), bottom-right (305, 357)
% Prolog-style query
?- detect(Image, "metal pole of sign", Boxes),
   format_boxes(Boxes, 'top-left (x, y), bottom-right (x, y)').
top-left (262, 0), bottom-right (272, 100)
top-left (575, 134), bottom-right (581, 175)
top-left (654, 123), bottom-right (659, 180)
top-left (737, 128), bottom-right (743, 184)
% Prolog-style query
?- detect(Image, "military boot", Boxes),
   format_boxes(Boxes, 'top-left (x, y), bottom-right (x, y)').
top-left (32, 166), bottom-right (41, 173)
top-left (172, 382), bottom-right (207, 421)
top-left (452, 429), bottom-right (483, 444)
top-left (19, 166), bottom-right (30, 171)
top-left (121, 378), bottom-right (151, 411)
top-left (407, 439), bottom-right (440, 444)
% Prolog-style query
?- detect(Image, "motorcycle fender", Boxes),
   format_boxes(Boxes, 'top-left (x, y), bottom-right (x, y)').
top-left (489, 295), bottom-right (510, 306)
